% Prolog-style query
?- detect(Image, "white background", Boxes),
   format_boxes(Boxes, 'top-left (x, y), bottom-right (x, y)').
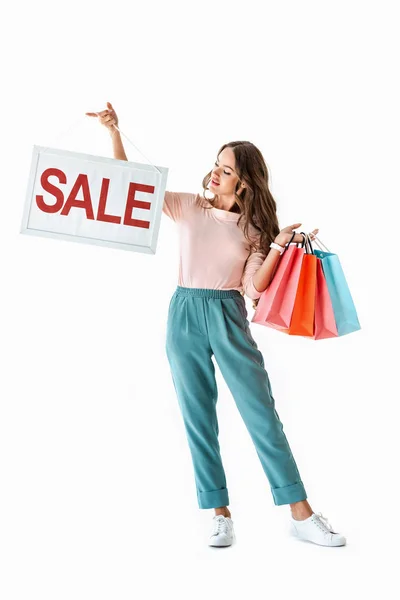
top-left (1, 1), bottom-right (399, 598)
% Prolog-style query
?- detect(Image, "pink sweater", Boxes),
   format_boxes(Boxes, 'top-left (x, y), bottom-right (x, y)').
top-left (163, 191), bottom-right (266, 300)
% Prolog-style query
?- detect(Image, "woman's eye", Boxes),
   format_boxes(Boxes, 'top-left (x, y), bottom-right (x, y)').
top-left (214, 162), bottom-right (231, 176)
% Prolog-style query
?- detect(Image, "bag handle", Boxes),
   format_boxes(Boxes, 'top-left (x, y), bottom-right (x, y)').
top-left (281, 230), bottom-right (315, 255)
top-left (283, 230), bottom-right (307, 252)
top-left (281, 230), bottom-right (296, 254)
top-left (312, 235), bottom-right (331, 253)
top-left (300, 232), bottom-right (314, 254)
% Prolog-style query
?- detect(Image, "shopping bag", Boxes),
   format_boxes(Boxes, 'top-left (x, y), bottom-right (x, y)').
top-left (312, 259), bottom-right (339, 340)
top-left (312, 237), bottom-right (361, 336)
top-left (288, 234), bottom-right (318, 337)
top-left (252, 232), bottom-right (306, 331)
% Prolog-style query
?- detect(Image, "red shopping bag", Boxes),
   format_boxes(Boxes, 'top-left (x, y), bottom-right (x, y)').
top-left (252, 233), bottom-right (306, 331)
top-left (288, 234), bottom-right (317, 337)
top-left (312, 258), bottom-right (339, 340)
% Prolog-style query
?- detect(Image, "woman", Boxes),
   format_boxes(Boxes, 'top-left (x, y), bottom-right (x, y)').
top-left (86, 102), bottom-right (346, 549)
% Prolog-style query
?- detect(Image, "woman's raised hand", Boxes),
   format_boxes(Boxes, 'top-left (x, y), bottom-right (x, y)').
top-left (274, 223), bottom-right (319, 247)
top-left (85, 101), bottom-right (119, 133)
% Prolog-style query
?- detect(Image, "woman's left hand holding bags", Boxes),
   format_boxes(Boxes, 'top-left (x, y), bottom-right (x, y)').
top-left (274, 223), bottom-right (319, 247)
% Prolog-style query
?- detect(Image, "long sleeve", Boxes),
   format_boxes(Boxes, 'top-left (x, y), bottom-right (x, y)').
top-left (163, 191), bottom-right (195, 222)
top-left (241, 247), bottom-right (267, 300)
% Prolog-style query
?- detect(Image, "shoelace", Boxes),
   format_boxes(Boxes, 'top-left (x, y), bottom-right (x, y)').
top-left (212, 516), bottom-right (230, 536)
top-left (313, 512), bottom-right (335, 534)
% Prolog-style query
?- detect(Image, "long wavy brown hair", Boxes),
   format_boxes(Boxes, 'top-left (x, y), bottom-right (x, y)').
top-left (195, 141), bottom-right (281, 310)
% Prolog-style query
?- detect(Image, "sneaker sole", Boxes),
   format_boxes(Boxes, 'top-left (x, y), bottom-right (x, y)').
top-left (290, 528), bottom-right (346, 547)
top-left (208, 532), bottom-right (236, 547)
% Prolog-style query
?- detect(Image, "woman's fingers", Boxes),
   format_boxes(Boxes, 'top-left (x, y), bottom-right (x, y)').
top-left (85, 106), bottom-right (118, 131)
top-left (281, 223), bottom-right (302, 233)
top-left (308, 228), bottom-right (319, 240)
top-left (85, 108), bottom-right (111, 118)
top-left (281, 225), bottom-right (319, 235)
top-left (290, 231), bottom-right (319, 244)
top-left (284, 226), bottom-right (319, 238)
top-left (101, 114), bottom-right (117, 127)
top-left (294, 233), bottom-right (306, 243)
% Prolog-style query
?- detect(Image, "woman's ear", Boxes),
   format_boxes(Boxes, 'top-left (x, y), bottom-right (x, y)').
top-left (237, 182), bottom-right (246, 196)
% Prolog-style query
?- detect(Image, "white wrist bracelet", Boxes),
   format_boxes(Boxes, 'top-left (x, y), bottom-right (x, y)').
top-left (270, 242), bottom-right (285, 255)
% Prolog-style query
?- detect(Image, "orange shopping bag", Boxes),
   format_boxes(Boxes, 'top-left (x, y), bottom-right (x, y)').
top-left (252, 232), bottom-right (307, 332)
top-left (288, 234), bottom-right (318, 337)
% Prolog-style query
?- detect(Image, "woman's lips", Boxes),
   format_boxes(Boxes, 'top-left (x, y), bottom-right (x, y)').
top-left (211, 179), bottom-right (220, 186)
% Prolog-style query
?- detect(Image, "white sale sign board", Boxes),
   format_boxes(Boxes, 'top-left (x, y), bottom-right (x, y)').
top-left (20, 146), bottom-right (169, 254)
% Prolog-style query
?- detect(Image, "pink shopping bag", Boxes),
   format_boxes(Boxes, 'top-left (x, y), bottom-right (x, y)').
top-left (252, 239), bottom-right (306, 331)
top-left (312, 258), bottom-right (339, 340)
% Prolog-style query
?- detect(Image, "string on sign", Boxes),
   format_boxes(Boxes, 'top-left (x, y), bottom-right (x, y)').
top-left (110, 122), bottom-right (162, 175)
top-left (39, 114), bottom-right (88, 154)
top-left (38, 112), bottom-right (162, 178)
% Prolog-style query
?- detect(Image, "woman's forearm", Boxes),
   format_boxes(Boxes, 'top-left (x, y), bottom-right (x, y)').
top-left (252, 249), bottom-right (283, 293)
top-left (110, 128), bottom-right (128, 161)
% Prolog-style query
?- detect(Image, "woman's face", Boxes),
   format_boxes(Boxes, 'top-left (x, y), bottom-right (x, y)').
top-left (209, 147), bottom-right (243, 197)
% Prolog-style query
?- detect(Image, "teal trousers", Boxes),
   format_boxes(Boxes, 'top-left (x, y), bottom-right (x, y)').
top-left (165, 286), bottom-right (307, 509)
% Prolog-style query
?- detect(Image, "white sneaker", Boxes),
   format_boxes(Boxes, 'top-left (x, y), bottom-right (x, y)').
top-left (208, 515), bottom-right (235, 547)
top-left (290, 511), bottom-right (346, 547)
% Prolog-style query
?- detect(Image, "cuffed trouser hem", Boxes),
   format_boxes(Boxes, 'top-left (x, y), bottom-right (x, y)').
top-left (197, 487), bottom-right (230, 509)
top-left (271, 481), bottom-right (307, 505)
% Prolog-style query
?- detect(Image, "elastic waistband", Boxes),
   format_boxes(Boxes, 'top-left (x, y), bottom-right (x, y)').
top-left (174, 286), bottom-right (243, 299)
